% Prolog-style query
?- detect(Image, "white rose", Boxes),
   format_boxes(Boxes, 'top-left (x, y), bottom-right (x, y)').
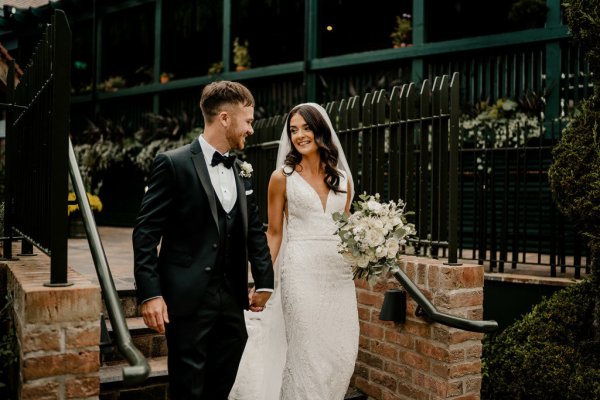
top-left (385, 238), bottom-right (400, 259)
top-left (367, 217), bottom-right (384, 229)
top-left (375, 246), bottom-right (387, 258)
top-left (367, 200), bottom-right (382, 213)
top-left (357, 254), bottom-right (371, 268)
top-left (364, 228), bottom-right (385, 247)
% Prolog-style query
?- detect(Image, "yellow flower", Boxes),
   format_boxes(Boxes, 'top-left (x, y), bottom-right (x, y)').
top-left (67, 192), bottom-right (103, 216)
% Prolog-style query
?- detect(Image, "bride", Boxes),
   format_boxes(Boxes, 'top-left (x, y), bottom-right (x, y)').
top-left (229, 103), bottom-right (359, 399)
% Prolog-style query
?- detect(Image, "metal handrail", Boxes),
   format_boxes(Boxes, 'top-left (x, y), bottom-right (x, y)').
top-left (68, 139), bottom-right (150, 386)
top-left (393, 270), bottom-right (498, 333)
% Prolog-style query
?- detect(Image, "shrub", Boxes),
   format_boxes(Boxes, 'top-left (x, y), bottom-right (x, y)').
top-left (482, 280), bottom-right (600, 399)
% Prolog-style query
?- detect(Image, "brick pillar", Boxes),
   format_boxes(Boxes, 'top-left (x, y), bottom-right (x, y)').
top-left (353, 256), bottom-right (484, 400)
top-left (2, 251), bottom-right (101, 400)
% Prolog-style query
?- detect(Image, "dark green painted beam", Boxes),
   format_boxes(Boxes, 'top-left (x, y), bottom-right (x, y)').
top-left (304, 0), bottom-right (318, 102)
top-left (71, 61), bottom-right (304, 102)
top-left (544, 0), bottom-right (563, 122)
top-left (411, 0), bottom-right (425, 84)
top-left (311, 25), bottom-right (569, 71)
top-left (222, 0), bottom-right (231, 73)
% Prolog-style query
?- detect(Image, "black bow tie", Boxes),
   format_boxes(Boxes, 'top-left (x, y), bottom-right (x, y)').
top-left (211, 151), bottom-right (236, 169)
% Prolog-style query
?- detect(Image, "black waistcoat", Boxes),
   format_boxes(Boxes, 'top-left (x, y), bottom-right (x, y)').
top-left (208, 193), bottom-right (244, 290)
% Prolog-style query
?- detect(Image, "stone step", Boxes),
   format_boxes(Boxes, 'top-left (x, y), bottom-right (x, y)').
top-left (102, 289), bottom-right (139, 319)
top-left (100, 356), bottom-right (169, 400)
top-left (100, 356), bottom-right (366, 399)
top-left (101, 317), bottom-right (167, 363)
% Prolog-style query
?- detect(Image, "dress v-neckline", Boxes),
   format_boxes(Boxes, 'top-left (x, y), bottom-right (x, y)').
top-left (295, 172), bottom-right (331, 213)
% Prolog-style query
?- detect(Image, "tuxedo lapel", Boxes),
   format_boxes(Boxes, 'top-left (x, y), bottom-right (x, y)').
top-left (190, 139), bottom-right (219, 232)
top-left (233, 162), bottom-right (248, 239)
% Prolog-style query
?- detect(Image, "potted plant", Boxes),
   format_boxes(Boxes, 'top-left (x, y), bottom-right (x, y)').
top-left (67, 192), bottom-right (103, 238)
top-left (160, 72), bottom-right (173, 84)
top-left (208, 61), bottom-right (224, 75)
top-left (99, 75), bottom-right (126, 92)
top-left (391, 13), bottom-right (412, 48)
top-left (233, 37), bottom-right (251, 71)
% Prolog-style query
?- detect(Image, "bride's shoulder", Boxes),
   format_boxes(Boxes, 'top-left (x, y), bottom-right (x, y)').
top-left (270, 166), bottom-right (289, 186)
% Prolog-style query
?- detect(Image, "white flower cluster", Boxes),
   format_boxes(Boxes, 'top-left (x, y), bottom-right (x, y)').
top-left (239, 161), bottom-right (253, 178)
top-left (460, 99), bottom-right (544, 173)
top-left (332, 193), bottom-right (416, 286)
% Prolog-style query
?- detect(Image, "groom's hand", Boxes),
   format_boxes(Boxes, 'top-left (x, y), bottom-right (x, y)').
top-left (250, 291), bottom-right (271, 312)
top-left (141, 297), bottom-right (170, 333)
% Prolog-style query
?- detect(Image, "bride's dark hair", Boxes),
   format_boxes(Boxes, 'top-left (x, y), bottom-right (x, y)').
top-left (284, 105), bottom-right (346, 194)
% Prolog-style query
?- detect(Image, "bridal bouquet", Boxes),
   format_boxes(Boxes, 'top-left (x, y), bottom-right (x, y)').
top-left (332, 193), bottom-right (416, 286)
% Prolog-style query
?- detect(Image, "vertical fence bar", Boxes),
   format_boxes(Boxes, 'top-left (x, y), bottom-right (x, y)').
top-left (2, 61), bottom-right (16, 260)
top-left (373, 90), bottom-right (387, 197)
top-left (438, 76), bottom-right (450, 259)
top-left (418, 80), bottom-right (431, 255)
top-left (361, 93), bottom-right (374, 196)
top-left (447, 72), bottom-right (460, 264)
top-left (389, 86), bottom-right (401, 201)
top-left (48, 11), bottom-right (71, 286)
top-left (349, 96), bottom-right (361, 194)
top-left (404, 84), bottom-right (417, 231)
top-left (429, 78), bottom-right (440, 258)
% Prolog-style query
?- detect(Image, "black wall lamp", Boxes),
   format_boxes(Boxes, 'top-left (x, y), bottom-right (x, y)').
top-left (379, 289), bottom-right (407, 323)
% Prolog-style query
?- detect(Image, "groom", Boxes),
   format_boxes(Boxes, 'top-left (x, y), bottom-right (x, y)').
top-left (133, 81), bottom-right (273, 399)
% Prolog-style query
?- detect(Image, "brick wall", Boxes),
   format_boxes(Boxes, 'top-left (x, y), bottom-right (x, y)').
top-left (1, 249), bottom-right (101, 400)
top-left (352, 256), bottom-right (485, 400)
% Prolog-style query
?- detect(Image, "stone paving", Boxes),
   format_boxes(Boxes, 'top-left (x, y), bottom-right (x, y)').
top-left (68, 226), bottom-right (136, 291)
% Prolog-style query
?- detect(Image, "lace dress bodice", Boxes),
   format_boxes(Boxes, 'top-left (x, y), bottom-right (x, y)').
top-left (285, 170), bottom-right (348, 242)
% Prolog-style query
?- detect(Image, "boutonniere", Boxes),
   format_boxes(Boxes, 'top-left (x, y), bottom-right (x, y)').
top-left (239, 161), bottom-right (253, 178)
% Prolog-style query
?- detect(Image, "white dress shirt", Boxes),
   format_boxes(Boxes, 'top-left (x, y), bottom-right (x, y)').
top-left (198, 135), bottom-right (237, 212)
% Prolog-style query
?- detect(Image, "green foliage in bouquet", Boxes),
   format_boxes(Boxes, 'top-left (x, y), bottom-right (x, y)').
top-left (333, 193), bottom-right (416, 286)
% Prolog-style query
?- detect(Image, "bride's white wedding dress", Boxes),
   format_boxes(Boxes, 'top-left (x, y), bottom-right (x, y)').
top-left (229, 168), bottom-right (359, 400)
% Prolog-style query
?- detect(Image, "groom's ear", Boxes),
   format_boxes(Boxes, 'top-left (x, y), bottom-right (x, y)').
top-left (217, 110), bottom-right (229, 128)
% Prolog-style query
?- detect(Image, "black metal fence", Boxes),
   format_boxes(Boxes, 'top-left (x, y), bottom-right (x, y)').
top-left (2, 11), bottom-right (71, 285)
top-left (458, 118), bottom-right (590, 277)
top-left (245, 73), bottom-right (590, 277)
top-left (245, 73), bottom-right (461, 264)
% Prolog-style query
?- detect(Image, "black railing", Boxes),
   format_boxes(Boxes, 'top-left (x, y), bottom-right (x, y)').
top-left (2, 10), bottom-right (150, 386)
top-left (68, 139), bottom-right (150, 386)
top-left (3, 11), bottom-right (70, 285)
top-left (392, 271), bottom-right (498, 333)
top-left (246, 73), bottom-right (461, 263)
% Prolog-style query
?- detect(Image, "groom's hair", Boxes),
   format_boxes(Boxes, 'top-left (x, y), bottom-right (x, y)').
top-left (200, 81), bottom-right (255, 123)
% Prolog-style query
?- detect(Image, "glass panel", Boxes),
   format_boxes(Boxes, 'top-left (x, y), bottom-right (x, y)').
top-left (72, 21), bottom-right (93, 95)
top-left (100, 3), bottom-right (155, 90)
top-left (427, 0), bottom-right (546, 42)
top-left (231, 0), bottom-right (304, 69)
top-left (162, 0), bottom-right (223, 80)
top-left (319, 0), bottom-right (412, 57)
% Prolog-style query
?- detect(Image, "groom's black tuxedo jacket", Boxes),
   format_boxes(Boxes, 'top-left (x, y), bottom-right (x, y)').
top-left (133, 139), bottom-right (274, 318)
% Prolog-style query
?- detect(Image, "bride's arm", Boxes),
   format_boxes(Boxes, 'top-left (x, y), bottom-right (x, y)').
top-left (266, 169), bottom-right (286, 263)
top-left (345, 180), bottom-right (352, 216)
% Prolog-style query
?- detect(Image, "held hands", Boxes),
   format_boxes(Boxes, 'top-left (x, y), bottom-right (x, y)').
top-left (141, 297), bottom-right (170, 333)
top-left (249, 287), bottom-right (271, 312)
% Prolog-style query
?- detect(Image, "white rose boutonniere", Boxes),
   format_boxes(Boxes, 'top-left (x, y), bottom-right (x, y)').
top-left (239, 161), bottom-right (253, 178)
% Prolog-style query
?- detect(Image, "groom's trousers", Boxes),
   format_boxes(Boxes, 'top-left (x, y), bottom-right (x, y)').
top-left (165, 278), bottom-right (248, 400)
